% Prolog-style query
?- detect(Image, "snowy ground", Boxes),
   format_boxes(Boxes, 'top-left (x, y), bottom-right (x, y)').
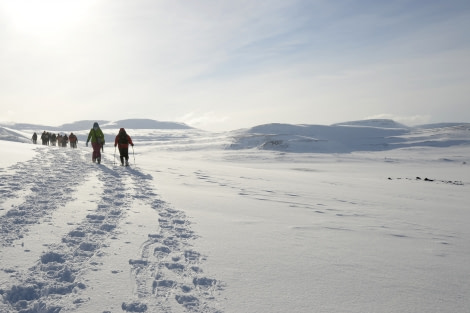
top-left (0, 121), bottom-right (469, 313)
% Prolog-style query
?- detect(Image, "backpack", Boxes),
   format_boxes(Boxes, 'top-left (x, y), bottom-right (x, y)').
top-left (93, 128), bottom-right (104, 145)
top-left (118, 132), bottom-right (128, 144)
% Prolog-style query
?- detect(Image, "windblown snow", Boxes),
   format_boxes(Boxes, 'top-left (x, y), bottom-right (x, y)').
top-left (0, 119), bottom-right (469, 313)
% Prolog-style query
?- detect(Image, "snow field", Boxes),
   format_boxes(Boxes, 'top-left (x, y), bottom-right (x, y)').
top-left (1, 121), bottom-right (469, 312)
top-left (0, 143), bottom-right (223, 313)
top-left (141, 148), bottom-right (470, 313)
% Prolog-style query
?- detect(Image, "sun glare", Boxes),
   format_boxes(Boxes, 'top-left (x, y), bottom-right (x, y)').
top-left (1, 0), bottom-right (95, 36)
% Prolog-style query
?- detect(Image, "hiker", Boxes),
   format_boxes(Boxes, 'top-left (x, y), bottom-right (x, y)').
top-left (50, 133), bottom-right (57, 146)
top-left (57, 134), bottom-right (63, 147)
top-left (62, 134), bottom-right (68, 147)
top-left (69, 132), bottom-right (78, 148)
top-left (114, 128), bottom-right (134, 166)
top-left (86, 122), bottom-right (105, 163)
top-left (31, 132), bottom-right (37, 144)
top-left (41, 131), bottom-right (48, 145)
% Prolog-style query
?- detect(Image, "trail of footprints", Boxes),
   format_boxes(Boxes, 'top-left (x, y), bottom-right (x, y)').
top-left (0, 148), bottom-right (90, 245)
top-left (0, 148), bottom-right (223, 312)
top-left (125, 169), bottom-right (223, 313)
top-left (1, 150), bottom-right (132, 312)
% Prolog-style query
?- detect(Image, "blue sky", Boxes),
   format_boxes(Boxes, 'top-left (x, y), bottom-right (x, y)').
top-left (1, 0), bottom-right (469, 131)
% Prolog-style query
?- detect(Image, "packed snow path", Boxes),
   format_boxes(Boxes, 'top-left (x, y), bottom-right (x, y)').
top-left (0, 146), bottom-right (223, 313)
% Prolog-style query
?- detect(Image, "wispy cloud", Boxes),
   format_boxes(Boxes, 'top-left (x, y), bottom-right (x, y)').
top-left (1, 0), bottom-right (469, 130)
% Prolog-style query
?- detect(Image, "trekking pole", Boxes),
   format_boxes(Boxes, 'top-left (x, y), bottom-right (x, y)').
top-left (113, 146), bottom-right (116, 166)
top-left (132, 145), bottom-right (135, 165)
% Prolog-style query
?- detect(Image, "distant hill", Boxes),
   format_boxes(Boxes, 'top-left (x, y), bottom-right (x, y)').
top-left (2, 123), bottom-right (59, 131)
top-left (229, 122), bottom-right (409, 153)
top-left (331, 119), bottom-right (409, 129)
top-left (101, 119), bottom-right (192, 130)
top-left (0, 119), bottom-right (193, 131)
top-left (59, 120), bottom-right (109, 131)
top-left (414, 122), bottom-right (470, 129)
top-left (228, 120), bottom-right (470, 153)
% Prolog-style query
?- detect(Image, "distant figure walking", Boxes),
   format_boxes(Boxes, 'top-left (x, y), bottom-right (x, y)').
top-left (31, 132), bottom-right (37, 144)
top-left (114, 128), bottom-right (134, 166)
top-left (41, 131), bottom-right (48, 145)
top-left (57, 134), bottom-right (63, 147)
top-left (62, 134), bottom-right (68, 147)
top-left (86, 122), bottom-right (105, 163)
top-left (50, 133), bottom-right (57, 146)
top-left (69, 133), bottom-right (78, 148)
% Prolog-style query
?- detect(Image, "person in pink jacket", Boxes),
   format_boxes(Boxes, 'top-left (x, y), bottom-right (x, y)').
top-left (114, 128), bottom-right (134, 166)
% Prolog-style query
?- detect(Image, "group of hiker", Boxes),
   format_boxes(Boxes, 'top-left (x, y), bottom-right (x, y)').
top-left (85, 122), bottom-right (134, 166)
top-left (32, 122), bottom-right (134, 166)
top-left (32, 131), bottom-right (78, 148)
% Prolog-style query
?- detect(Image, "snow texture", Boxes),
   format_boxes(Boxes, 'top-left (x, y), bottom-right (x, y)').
top-left (0, 119), bottom-right (469, 313)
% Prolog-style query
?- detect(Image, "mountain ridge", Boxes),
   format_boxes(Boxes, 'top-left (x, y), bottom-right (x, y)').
top-left (0, 118), bottom-right (192, 131)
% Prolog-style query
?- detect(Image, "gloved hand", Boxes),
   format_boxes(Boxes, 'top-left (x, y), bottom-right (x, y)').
top-left (131, 144), bottom-right (134, 147)
top-left (86, 142), bottom-right (88, 147)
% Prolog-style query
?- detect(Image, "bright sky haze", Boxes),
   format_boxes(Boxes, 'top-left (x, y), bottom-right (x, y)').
top-left (1, 0), bottom-right (469, 131)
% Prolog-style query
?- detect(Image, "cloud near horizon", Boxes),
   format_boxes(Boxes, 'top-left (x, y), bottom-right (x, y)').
top-left (0, 0), bottom-right (469, 131)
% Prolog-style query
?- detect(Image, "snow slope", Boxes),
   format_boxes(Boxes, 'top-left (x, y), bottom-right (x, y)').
top-left (1, 120), bottom-right (470, 312)
top-left (0, 127), bottom-right (31, 144)
top-left (227, 120), bottom-right (470, 153)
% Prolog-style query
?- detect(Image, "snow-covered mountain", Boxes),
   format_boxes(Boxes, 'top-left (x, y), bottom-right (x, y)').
top-left (228, 122), bottom-right (408, 153)
top-left (227, 120), bottom-right (470, 153)
top-left (0, 118), bottom-right (192, 132)
top-left (331, 118), bottom-right (410, 129)
top-left (100, 119), bottom-right (192, 130)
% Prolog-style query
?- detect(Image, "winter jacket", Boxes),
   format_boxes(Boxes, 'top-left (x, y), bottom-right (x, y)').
top-left (87, 127), bottom-right (105, 144)
top-left (114, 128), bottom-right (133, 149)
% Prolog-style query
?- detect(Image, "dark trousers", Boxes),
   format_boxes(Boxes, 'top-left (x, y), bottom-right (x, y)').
top-left (119, 147), bottom-right (129, 164)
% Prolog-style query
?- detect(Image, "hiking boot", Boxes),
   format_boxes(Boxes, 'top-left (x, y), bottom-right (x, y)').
top-left (97, 158), bottom-right (101, 164)
top-left (125, 160), bottom-right (129, 166)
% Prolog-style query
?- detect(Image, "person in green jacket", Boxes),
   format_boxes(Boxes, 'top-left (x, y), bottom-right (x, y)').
top-left (86, 122), bottom-right (105, 163)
